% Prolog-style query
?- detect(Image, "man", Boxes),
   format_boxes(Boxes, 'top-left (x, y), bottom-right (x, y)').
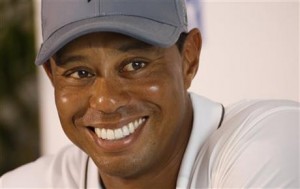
top-left (0, 0), bottom-right (299, 188)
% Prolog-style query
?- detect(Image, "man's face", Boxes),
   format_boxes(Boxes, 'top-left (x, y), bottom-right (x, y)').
top-left (45, 32), bottom-right (199, 179)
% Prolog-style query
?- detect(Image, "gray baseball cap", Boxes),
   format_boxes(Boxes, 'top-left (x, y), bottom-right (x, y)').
top-left (35, 0), bottom-right (188, 65)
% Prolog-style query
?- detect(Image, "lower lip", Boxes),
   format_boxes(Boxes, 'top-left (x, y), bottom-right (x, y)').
top-left (88, 120), bottom-right (147, 153)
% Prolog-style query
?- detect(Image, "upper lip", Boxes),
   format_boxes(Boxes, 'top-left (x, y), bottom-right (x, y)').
top-left (77, 115), bottom-right (148, 130)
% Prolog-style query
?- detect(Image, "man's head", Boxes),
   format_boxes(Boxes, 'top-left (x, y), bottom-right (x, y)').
top-left (39, 0), bottom-right (202, 183)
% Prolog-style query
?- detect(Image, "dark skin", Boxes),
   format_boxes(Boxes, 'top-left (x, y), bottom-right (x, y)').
top-left (43, 28), bottom-right (201, 189)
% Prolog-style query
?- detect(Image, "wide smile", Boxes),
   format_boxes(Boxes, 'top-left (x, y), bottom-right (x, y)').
top-left (94, 117), bottom-right (147, 141)
top-left (85, 116), bottom-right (149, 152)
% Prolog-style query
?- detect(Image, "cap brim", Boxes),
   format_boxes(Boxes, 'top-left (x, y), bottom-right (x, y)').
top-left (35, 15), bottom-right (184, 65)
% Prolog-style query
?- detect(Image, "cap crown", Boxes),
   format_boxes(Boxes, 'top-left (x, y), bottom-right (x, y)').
top-left (36, 0), bottom-right (188, 65)
top-left (42, 0), bottom-right (187, 41)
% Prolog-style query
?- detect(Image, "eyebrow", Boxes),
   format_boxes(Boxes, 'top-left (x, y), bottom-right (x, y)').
top-left (55, 54), bottom-right (88, 66)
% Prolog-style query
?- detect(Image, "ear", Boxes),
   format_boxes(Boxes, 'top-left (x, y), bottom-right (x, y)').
top-left (42, 58), bottom-right (55, 86)
top-left (182, 28), bottom-right (202, 89)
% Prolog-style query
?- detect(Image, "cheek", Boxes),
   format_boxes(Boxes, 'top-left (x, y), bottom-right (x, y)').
top-left (148, 85), bottom-right (159, 93)
top-left (54, 88), bottom-right (91, 147)
top-left (144, 84), bottom-right (161, 99)
top-left (143, 71), bottom-right (185, 102)
top-left (55, 88), bottom-right (89, 127)
top-left (131, 75), bottom-right (186, 122)
top-left (56, 91), bottom-right (74, 114)
top-left (132, 80), bottom-right (166, 105)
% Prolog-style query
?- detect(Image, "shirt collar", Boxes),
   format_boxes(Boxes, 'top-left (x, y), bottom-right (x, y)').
top-left (176, 93), bottom-right (223, 188)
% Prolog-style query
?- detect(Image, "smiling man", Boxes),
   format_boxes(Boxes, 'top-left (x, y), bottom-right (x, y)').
top-left (48, 31), bottom-right (198, 188)
top-left (0, 0), bottom-right (299, 189)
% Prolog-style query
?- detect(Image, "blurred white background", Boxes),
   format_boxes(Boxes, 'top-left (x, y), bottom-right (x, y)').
top-left (34, 0), bottom-right (299, 155)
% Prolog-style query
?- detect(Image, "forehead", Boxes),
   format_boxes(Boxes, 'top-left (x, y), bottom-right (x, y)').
top-left (56, 32), bottom-right (159, 57)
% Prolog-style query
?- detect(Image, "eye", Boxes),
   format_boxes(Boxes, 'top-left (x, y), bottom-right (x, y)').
top-left (68, 70), bottom-right (94, 79)
top-left (121, 61), bottom-right (146, 72)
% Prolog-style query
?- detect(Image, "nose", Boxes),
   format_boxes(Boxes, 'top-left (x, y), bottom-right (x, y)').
top-left (89, 78), bottom-right (129, 113)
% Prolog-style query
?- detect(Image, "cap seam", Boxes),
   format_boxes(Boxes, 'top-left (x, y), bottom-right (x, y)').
top-left (174, 0), bottom-right (187, 30)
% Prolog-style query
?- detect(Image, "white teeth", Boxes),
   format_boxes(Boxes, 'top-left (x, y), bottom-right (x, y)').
top-left (101, 129), bottom-right (107, 140)
top-left (114, 129), bottom-right (123, 139)
top-left (95, 128), bottom-right (101, 137)
top-left (122, 126), bottom-right (130, 136)
top-left (128, 123), bottom-right (135, 133)
top-left (107, 129), bottom-right (115, 140)
top-left (134, 120), bottom-right (139, 129)
top-left (94, 117), bottom-right (146, 141)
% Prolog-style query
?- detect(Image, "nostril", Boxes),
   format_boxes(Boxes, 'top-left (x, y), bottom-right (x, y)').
top-left (89, 96), bottom-right (124, 113)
